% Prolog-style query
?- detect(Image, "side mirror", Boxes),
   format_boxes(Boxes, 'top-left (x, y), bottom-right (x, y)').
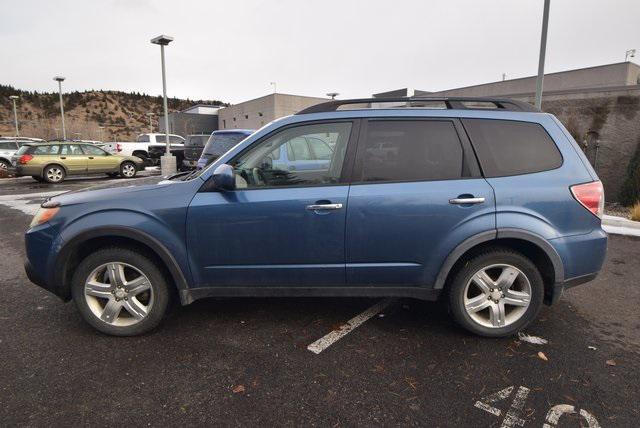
top-left (211, 164), bottom-right (236, 191)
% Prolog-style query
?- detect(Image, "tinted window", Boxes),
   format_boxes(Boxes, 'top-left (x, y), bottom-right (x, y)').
top-left (357, 120), bottom-right (464, 182)
top-left (462, 119), bottom-right (562, 177)
top-left (137, 135), bottom-right (150, 142)
top-left (82, 145), bottom-right (108, 156)
top-left (33, 145), bottom-right (60, 155)
top-left (0, 141), bottom-right (16, 150)
top-left (186, 136), bottom-right (208, 147)
top-left (231, 122), bottom-right (351, 189)
top-left (203, 133), bottom-right (249, 156)
top-left (170, 135), bottom-right (184, 144)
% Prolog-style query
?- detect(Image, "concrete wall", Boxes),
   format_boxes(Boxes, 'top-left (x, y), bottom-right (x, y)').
top-left (218, 93), bottom-right (328, 130)
top-left (429, 62), bottom-right (640, 98)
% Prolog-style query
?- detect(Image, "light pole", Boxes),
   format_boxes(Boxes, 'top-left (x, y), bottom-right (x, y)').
top-left (625, 49), bottom-right (636, 62)
top-left (147, 112), bottom-right (154, 133)
top-left (534, 0), bottom-right (551, 110)
top-left (53, 76), bottom-right (67, 140)
top-left (326, 92), bottom-right (339, 100)
top-left (151, 34), bottom-right (175, 176)
top-left (9, 95), bottom-right (19, 137)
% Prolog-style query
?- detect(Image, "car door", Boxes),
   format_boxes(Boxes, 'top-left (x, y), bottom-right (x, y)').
top-left (345, 118), bottom-right (495, 287)
top-left (186, 120), bottom-right (358, 288)
top-left (82, 144), bottom-right (117, 173)
top-left (59, 144), bottom-right (88, 175)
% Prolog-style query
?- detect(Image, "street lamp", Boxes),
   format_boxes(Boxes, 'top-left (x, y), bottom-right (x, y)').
top-left (146, 112), bottom-right (155, 133)
top-left (326, 92), bottom-right (339, 100)
top-left (9, 95), bottom-right (19, 137)
top-left (151, 34), bottom-right (175, 176)
top-left (625, 49), bottom-right (636, 62)
top-left (53, 76), bottom-right (67, 140)
top-left (534, 0), bottom-right (550, 109)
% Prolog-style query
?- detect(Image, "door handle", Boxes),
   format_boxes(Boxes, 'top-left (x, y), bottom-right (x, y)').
top-left (88, 156), bottom-right (94, 159)
top-left (449, 197), bottom-right (485, 205)
top-left (306, 203), bottom-right (343, 211)
top-left (60, 156), bottom-right (67, 159)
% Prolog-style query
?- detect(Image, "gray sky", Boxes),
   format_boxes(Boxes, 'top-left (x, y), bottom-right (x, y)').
top-left (1, 0), bottom-right (639, 104)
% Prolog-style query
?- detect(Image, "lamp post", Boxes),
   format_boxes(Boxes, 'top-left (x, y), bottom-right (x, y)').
top-left (53, 76), bottom-right (67, 140)
top-left (534, 0), bottom-right (551, 109)
top-left (147, 112), bottom-right (155, 133)
top-left (151, 34), bottom-right (175, 176)
top-left (625, 49), bottom-right (636, 62)
top-left (9, 95), bottom-right (19, 137)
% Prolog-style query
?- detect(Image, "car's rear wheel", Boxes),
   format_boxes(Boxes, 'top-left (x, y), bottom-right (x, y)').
top-left (43, 164), bottom-right (66, 183)
top-left (120, 161), bottom-right (137, 178)
top-left (71, 247), bottom-right (170, 336)
top-left (0, 159), bottom-right (10, 170)
top-left (448, 249), bottom-right (544, 337)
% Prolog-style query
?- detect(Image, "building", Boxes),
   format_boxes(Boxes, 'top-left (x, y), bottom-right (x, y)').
top-left (376, 62), bottom-right (640, 202)
top-left (217, 93), bottom-right (329, 130)
top-left (159, 104), bottom-right (221, 136)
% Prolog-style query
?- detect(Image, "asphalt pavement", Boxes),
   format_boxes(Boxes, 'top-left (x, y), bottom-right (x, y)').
top-left (0, 174), bottom-right (639, 426)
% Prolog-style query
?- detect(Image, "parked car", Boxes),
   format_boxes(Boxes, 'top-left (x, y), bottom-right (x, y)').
top-left (103, 133), bottom-right (185, 165)
top-left (0, 137), bottom-right (44, 171)
top-left (196, 129), bottom-right (253, 169)
top-left (24, 97), bottom-right (607, 337)
top-left (182, 134), bottom-right (211, 169)
top-left (11, 142), bottom-right (144, 183)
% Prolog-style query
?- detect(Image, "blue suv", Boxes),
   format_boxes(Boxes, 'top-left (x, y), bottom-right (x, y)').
top-left (24, 97), bottom-right (607, 337)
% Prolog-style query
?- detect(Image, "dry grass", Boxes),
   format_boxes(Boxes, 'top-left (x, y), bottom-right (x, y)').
top-left (631, 202), bottom-right (640, 222)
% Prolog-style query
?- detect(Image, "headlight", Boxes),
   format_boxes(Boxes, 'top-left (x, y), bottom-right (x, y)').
top-left (30, 207), bottom-right (59, 228)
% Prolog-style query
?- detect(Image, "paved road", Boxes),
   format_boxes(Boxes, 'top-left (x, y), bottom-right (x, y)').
top-left (0, 176), bottom-right (639, 426)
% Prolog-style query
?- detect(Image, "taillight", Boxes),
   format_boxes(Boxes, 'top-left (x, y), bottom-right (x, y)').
top-left (19, 154), bottom-right (33, 164)
top-left (571, 181), bottom-right (604, 219)
top-left (116, 143), bottom-right (122, 152)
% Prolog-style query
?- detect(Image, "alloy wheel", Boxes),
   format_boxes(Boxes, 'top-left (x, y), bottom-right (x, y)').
top-left (463, 264), bottom-right (532, 328)
top-left (122, 163), bottom-right (136, 177)
top-left (84, 262), bottom-right (153, 327)
top-left (46, 167), bottom-right (63, 182)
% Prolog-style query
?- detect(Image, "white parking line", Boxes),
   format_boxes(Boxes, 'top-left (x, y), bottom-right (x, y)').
top-left (307, 298), bottom-right (395, 354)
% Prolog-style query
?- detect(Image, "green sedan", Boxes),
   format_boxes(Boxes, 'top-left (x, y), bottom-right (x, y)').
top-left (10, 142), bottom-right (144, 183)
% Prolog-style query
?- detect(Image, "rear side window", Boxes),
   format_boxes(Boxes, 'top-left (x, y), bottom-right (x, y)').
top-left (0, 141), bottom-right (17, 150)
top-left (356, 120), bottom-right (465, 182)
top-left (462, 119), bottom-right (562, 177)
top-left (33, 145), bottom-right (60, 155)
top-left (137, 135), bottom-right (150, 142)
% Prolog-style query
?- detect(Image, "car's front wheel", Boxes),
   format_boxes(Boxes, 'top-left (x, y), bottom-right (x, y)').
top-left (71, 247), bottom-right (170, 336)
top-left (120, 161), bottom-right (137, 178)
top-left (448, 249), bottom-right (544, 337)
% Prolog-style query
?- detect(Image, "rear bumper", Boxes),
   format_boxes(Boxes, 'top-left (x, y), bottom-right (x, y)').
top-left (547, 272), bottom-right (599, 305)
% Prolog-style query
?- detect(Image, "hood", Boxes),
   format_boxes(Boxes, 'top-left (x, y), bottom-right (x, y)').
top-left (48, 176), bottom-right (173, 206)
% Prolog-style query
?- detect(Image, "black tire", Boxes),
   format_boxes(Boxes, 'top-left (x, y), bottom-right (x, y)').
top-left (42, 164), bottom-right (66, 183)
top-left (447, 249), bottom-right (544, 337)
top-left (0, 159), bottom-right (10, 170)
top-left (119, 161), bottom-right (137, 178)
top-left (71, 247), bottom-right (170, 336)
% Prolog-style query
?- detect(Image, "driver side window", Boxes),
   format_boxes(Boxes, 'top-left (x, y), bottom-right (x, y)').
top-left (230, 122), bottom-right (352, 189)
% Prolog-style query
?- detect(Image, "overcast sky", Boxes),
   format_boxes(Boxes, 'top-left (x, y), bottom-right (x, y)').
top-left (1, 0), bottom-right (639, 104)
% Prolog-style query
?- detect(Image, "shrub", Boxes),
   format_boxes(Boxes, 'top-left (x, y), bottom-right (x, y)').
top-left (619, 139), bottom-right (640, 206)
top-left (631, 202), bottom-right (640, 222)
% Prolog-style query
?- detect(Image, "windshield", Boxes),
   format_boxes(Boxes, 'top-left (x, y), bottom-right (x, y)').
top-left (203, 133), bottom-right (249, 156)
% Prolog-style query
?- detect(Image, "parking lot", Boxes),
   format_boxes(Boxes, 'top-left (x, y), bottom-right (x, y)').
top-left (0, 175), bottom-right (639, 426)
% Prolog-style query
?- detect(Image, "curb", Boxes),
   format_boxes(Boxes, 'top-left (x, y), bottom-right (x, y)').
top-left (602, 215), bottom-right (640, 237)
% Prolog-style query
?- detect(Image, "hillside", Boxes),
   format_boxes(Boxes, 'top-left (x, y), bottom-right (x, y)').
top-left (0, 84), bottom-right (226, 141)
